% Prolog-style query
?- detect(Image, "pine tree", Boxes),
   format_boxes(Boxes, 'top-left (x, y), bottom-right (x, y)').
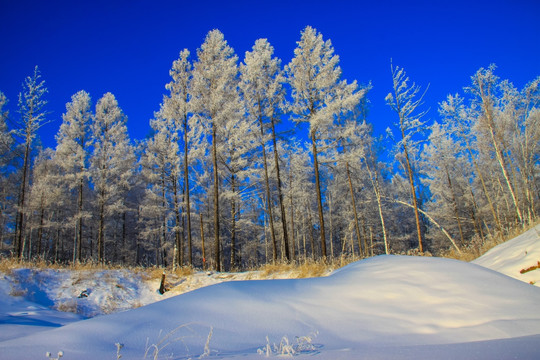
top-left (439, 94), bottom-right (502, 235)
top-left (422, 122), bottom-right (471, 249)
top-left (140, 112), bottom-right (182, 267)
top-left (90, 93), bottom-right (135, 263)
top-left (26, 149), bottom-right (62, 258)
top-left (0, 92), bottom-right (12, 162)
top-left (55, 90), bottom-right (92, 263)
top-left (163, 49), bottom-right (193, 267)
top-left (14, 66), bottom-right (49, 258)
top-left (240, 38), bottom-right (290, 262)
top-left (191, 30), bottom-right (239, 271)
top-left (385, 64), bottom-right (427, 252)
top-left (0, 92), bottom-right (14, 251)
top-left (466, 65), bottom-right (523, 225)
top-left (219, 90), bottom-right (256, 269)
top-left (286, 26), bottom-right (361, 260)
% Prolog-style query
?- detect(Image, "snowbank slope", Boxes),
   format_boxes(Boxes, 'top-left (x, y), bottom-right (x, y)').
top-left (473, 224), bottom-right (540, 286)
top-left (1, 255), bottom-right (539, 359)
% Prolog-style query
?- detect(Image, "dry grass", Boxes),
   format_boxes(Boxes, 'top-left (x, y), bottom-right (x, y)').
top-left (55, 299), bottom-right (78, 313)
top-left (9, 286), bottom-right (27, 298)
top-left (257, 255), bottom-right (360, 279)
top-left (3, 220), bottom-right (536, 282)
top-left (0, 257), bottom-right (63, 274)
top-left (442, 219), bottom-right (540, 262)
top-left (1, 254), bottom-right (360, 281)
top-left (0, 256), bottom-right (133, 274)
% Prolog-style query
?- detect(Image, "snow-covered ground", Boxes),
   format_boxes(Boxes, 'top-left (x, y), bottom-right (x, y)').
top-left (472, 225), bottom-right (540, 286)
top-left (0, 225), bottom-right (539, 359)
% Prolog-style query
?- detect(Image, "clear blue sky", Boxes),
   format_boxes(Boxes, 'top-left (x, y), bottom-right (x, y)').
top-left (1, 0), bottom-right (539, 149)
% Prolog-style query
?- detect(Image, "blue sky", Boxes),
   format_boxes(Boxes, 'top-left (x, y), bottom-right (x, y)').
top-left (1, 0), bottom-right (539, 149)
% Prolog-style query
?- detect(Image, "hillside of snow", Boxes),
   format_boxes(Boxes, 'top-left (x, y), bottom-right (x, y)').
top-left (473, 225), bottom-right (540, 286)
top-left (0, 225), bottom-right (539, 359)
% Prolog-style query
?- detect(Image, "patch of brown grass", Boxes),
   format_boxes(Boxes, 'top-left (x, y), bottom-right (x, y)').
top-left (0, 256), bottom-right (128, 273)
top-left (9, 286), bottom-right (27, 298)
top-left (0, 257), bottom-right (63, 274)
top-left (55, 299), bottom-right (78, 313)
top-left (443, 219), bottom-right (540, 262)
top-left (173, 266), bottom-right (195, 277)
top-left (0, 257), bottom-right (18, 274)
top-left (142, 267), bottom-right (167, 281)
top-left (257, 255), bottom-right (360, 279)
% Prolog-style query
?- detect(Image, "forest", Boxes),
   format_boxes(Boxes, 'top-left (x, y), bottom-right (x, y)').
top-left (0, 26), bottom-right (538, 271)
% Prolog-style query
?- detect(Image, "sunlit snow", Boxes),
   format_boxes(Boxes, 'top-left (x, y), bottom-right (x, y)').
top-left (1, 225), bottom-right (539, 359)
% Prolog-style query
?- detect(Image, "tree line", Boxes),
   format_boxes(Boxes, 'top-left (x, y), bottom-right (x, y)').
top-left (0, 27), bottom-right (538, 270)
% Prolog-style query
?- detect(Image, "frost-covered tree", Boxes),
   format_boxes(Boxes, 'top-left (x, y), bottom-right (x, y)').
top-left (0, 92), bottom-right (12, 162)
top-left (439, 94), bottom-right (501, 235)
top-left (501, 78), bottom-right (540, 222)
top-left (422, 122), bottom-right (472, 251)
top-left (219, 94), bottom-right (257, 269)
top-left (14, 66), bottom-right (49, 258)
top-left (140, 113), bottom-right (182, 267)
top-left (26, 149), bottom-right (62, 258)
top-left (0, 91), bottom-right (14, 250)
top-left (55, 90), bottom-right (92, 262)
top-left (162, 49), bottom-right (194, 267)
top-left (191, 29), bottom-right (239, 271)
top-left (466, 65), bottom-right (523, 225)
top-left (90, 93), bottom-right (135, 263)
top-left (286, 26), bottom-right (362, 260)
top-left (515, 78), bottom-right (540, 220)
top-left (439, 68), bottom-right (540, 234)
top-left (240, 38), bottom-right (290, 262)
top-left (331, 115), bottom-right (375, 257)
top-left (386, 64), bottom-right (427, 252)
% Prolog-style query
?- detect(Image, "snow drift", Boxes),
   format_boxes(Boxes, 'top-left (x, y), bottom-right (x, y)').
top-left (473, 225), bottom-right (540, 286)
top-left (1, 255), bottom-right (540, 359)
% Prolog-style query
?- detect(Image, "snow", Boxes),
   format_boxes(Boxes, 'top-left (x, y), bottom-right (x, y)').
top-left (473, 224), bottom-right (540, 286)
top-left (0, 225), bottom-right (539, 359)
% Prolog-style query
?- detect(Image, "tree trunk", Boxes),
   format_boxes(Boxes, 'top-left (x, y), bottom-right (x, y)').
top-left (16, 141), bottom-right (31, 259)
top-left (468, 188), bottom-right (485, 243)
top-left (270, 116), bottom-right (290, 261)
top-left (183, 115), bottom-right (193, 266)
top-left (479, 86), bottom-right (523, 225)
top-left (464, 140), bottom-right (502, 234)
top-left (230, 174), bottom-right (237, 270)
top-left (401, 138), bottom-right (424, 252)
top-left (346, 162), bottom-right (364, 257)
top-left (310, 132), bottom-right (327, 260)
top-left (259, 121), bottom-right (278, 263)
top-left (365, 155), bottom-right (389, 254)
top-left (328, 190), bottom-right (334, 259)
top-left (76, 178), bottom-right (83, 262)
top-left (37, 196), bottom-right (45, 257)
top-left (288, 166), bottom-right (296, 261)
top-left (160, 174), bottom-right (168, 267)
top-left (211, 122), bottom-right (221, 272)
top-left (302, 211), bottom-right (307, 260)
top-left (173, 178), bottom-right (183, 267)
top-left (306, 200), bottom-right (317, 259)
top-left (122, 211), bottom-right (127, 264)
top-left (98, 198), bottom-right (105, 263)
top-left (391, 198), bottom-right (461, 253)
top-left (200, 212), bottom-right (206, 270)
top-left (445, 167), bottom-right (465, 246)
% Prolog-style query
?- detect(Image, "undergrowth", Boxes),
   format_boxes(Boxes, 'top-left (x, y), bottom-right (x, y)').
top-left (2, 220), bottom-right (538, 278)
top-left (256, 255), bottom-right (361, 278)
top-left (442, 219), bottom-right (540, 262)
